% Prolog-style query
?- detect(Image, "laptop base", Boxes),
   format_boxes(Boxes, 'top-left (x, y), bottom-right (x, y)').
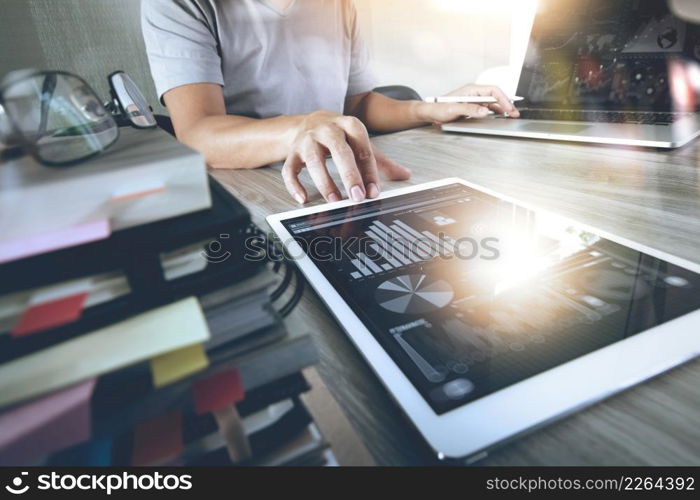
top-left (441, 116), bottom-right (700, 149)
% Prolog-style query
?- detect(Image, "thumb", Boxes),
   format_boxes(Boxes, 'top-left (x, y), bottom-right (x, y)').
top-left (373, 146), bottom-right (411, 180)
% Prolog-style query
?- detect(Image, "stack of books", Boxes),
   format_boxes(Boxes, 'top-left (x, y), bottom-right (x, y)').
top-left (0, 128), bottom-right (333, 466)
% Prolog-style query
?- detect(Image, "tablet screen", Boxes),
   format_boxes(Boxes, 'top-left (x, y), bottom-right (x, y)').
top-left (282, 183), bottom-right (700, 414)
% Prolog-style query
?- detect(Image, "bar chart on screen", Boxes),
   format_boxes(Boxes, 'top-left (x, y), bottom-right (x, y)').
top-left (348, 218), bottom-right (456, 280)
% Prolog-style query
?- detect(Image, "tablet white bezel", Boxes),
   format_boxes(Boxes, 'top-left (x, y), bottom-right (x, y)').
top-left (267, 178), bottom-right (700, 461)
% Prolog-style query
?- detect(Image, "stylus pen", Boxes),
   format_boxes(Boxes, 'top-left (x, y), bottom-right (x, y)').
top-left (423, 96), bottom-right (524, 104)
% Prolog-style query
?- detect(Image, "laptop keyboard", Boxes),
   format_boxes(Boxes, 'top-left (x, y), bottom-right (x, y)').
top-left (516, 109), bottom-right (693, 125)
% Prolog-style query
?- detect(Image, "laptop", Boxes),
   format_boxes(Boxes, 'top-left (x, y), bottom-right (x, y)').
top-left (443, 0), bottom-right (700, 148)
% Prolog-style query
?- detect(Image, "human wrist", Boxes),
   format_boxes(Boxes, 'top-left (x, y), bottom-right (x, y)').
top-left (410, 100), bottom-right (433, 124)
top-left (286, 111), bottom-right (342, 148)
top-left (283, 114), bottom-right (310, 150)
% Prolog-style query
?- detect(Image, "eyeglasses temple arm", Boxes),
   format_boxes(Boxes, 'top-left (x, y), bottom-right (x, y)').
top-left (36, 73), bottom-right (58, 141)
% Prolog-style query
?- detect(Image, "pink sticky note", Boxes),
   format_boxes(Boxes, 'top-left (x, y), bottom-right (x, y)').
top-left (0, 378), bottom-right (96, 465)
top-left (0, 219), bottom-right (111, 264)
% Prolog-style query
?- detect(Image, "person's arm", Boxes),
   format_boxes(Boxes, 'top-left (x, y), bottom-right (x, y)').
top-left (165, 83), bottom-right (410, 204)
top-left (143, 1), bottom-right (411, 205)
top-left (164, 83), bottom-right (301, 170)
top-left (346, 84), bottom-right (520, 134)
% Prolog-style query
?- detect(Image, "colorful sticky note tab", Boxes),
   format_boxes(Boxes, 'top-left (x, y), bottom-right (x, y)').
top-left (0, 297), bottom-right (210, 408)
top-left (82, 436), bottom-right (113, 466)
top-left (192, 369), bottom-right (245, 415)
top-left (0, 219), bottom-right (110, 264)
top-left (131, 411), bottom-right (183, 466)
top-left (56, 435), bottom-right (113, 466)
top-left (150, 344), bottom-right (209, 388)
top-left (111, 181), bottom-right (166, 202)
top-left (0, 378), bottom-right (95, 466)
top-left (11, 292), bottom-right (88, 338)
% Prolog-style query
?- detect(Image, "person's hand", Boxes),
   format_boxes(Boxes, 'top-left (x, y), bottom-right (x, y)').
top-left (446, 84), bottom-right (520, 117)
top-left (282, 110), bottom-right (411, 204)
top-left (416, 84), bottom-right (520, 124)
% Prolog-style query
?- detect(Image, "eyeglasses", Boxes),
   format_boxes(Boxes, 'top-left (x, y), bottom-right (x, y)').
top-left (0, 70), bottom-right (156, 167)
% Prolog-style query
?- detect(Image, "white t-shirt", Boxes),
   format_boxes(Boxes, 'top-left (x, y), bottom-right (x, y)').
top-left (141, 0), bottom-right (377, 118)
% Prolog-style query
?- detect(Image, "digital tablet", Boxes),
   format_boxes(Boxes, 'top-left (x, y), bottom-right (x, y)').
top-left (267, 178), bottom-right (700, 463)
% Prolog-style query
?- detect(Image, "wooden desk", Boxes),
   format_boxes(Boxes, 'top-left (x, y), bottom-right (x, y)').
top-left (211, 127), bottom-right (700, 465)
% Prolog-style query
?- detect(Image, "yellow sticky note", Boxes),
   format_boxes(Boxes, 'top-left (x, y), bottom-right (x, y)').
top-left (0, 297), bottom-right (210, 408)
top-left (150, 343), bottom-right (209, 388)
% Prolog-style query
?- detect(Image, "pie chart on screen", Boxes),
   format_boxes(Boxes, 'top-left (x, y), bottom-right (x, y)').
top-left (375, 274), bottom-right (454, 315)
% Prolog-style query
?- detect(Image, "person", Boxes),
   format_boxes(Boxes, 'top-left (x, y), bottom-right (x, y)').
top-left (141, 0), bottom-right (519, 204)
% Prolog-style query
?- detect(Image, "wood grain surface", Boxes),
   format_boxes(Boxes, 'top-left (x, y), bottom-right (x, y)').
top-left (211, 126), bottom-right (700, 465)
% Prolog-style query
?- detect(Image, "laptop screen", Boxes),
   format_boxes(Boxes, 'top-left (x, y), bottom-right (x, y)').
top-left (517, 0), bottom-right (700, 112)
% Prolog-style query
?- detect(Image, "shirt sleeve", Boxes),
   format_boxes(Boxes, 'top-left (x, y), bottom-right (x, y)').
top-left (346, 1), bottom-right (378, 97)
top-left (141, 0), bottom-right (224, 104)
